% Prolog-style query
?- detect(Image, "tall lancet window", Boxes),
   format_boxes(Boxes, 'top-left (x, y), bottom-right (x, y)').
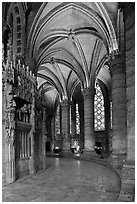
top-left (55, 105), bottom-right (60, 135)
top-left (94, 82), bottom-right (105, 131)
top-left (70, 105), bottom-right (72, 134)
top-left (110, 101), bottom-right (113, 129)
top-left (76, 103), bottom-right (80, 134)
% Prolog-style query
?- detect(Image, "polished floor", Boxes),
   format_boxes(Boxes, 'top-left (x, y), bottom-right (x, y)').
top-left (2, 156), bottom-right (121, 202)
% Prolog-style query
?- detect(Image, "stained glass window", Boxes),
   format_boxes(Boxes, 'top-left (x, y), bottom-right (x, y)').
top-left (110, 101), bottom-right (113, 129)
top-left (76, 103), bottom-right (80, 134)
top-left (94, 82), bottom-right (105, 131)
top-left (55, 105), bottom-right (60, 135)
top-left (70, 105), bottom-right (72, 134)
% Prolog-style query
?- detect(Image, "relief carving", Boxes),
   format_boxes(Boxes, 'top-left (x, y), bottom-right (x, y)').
top-left (17, 104), bottom-right (31, 123)
top-left (5, 106), bottom-right (16, 145)
top-left (5, 81), bottom-right (16, 145)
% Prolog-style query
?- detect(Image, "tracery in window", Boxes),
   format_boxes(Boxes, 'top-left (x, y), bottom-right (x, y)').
top-left (76, 103), bottom-right (80, 134)
top-left (55, 105), bottom-right (61, 135)
top-left (110, 101), bottom-right (113, 129)
top-left (94, 82), bottom-right (105, 131)
top-left (70, 105), bottom-right (72, 134)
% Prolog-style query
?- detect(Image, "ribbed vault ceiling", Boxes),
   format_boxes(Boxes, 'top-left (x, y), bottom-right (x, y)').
top-left (27, 2), bottom-right (118, 113)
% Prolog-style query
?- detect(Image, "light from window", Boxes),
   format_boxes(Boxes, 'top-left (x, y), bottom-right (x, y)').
top-left (76, 103), bottom-right (80, 134)
top-left (94, 82), bottom-right (105, 131)
top-left (70, 105), bottom-right (72, 134)
top-left (110, 101), bottom-right (113, 129)
top-left (55, 105), bottom-right (60, 135)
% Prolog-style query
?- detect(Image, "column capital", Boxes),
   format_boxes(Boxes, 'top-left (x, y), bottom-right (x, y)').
top-left (61, 99), bottom-right (71, 107)
top-left (69, 100), bottom-right (73, 107)
top-left (108, 52), bottom-right (125, 77)
top-left (109, 49), bottom-right (119, 60)
top-left (109, 52), bottom-right (125, 66)
top-left (82, 88), bottom-right (95, 98)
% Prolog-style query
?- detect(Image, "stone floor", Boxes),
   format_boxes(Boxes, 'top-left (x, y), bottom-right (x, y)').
top-left (2, 157), bottom-right (121, 202)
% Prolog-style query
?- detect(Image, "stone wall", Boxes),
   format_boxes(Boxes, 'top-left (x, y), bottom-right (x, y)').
top-left (125, 5), bottom-right (135, 162)
top-left (34, 129), bottom-right (43, 172)
top-left (94, 131), bottom-right (105, 144)
top-left (26, 3), bottom-right (42, 38)
top-left (2, 114), bottom-right (6, 184)
top-left (2, 87), bottom-right (6, 184)
top-left (118, 3), bottom-right (135, 202)
top-left (15, 159), bottom-right (29, 179)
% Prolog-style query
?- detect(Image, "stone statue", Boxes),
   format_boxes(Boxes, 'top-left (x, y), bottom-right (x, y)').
top-left (5, 106), bottom-right (16, 145)
top-left (27, 104), bottom-right (31, 123)
top-left (20, 104), bottom-right (28, 122)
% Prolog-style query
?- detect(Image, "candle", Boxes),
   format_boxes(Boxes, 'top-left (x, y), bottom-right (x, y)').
top-left (27, 66), bottom-right (29, 73)
top-left (10, 61), bottom-right (13, 68)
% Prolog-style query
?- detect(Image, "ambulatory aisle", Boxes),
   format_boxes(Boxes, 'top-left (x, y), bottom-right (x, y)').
top-left (2, 157), bottom-right (120, 202)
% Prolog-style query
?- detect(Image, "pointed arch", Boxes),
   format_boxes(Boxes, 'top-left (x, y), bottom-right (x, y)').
top-left (27, 2), bottom-right (118, 57)
top-left (5, 2), bottom-right (26, 56)
top-left (95, 2), bottom-right (118, 53)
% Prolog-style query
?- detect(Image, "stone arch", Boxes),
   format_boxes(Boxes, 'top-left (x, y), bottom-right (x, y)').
top-left (38, 48), bottom-right (85, 88)
top-left (95, 2), bottom-right (118, 53)
top-left (5, 2), bottom-right (27, 58)
top-left (35, 28), bottom-right (106, 58)
top-left (27, 2), bottom-right (118, 58)
top-left (37, 71), bottom-right (64, 101)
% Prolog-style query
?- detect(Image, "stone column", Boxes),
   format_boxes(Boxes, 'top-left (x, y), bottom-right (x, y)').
top-left (61, 100), bottom-right (70, 151)
top-left (110, 53), bottom-right (127, 169)
top-left (5, 106), bottom-right (16, 183)
top-left (79, 102), bottom-right (84, 149)
top-left (29, 85), bottom-right (36, 174)
top-left (104, 93), bottom-right (111, 154)
top-left (4, 82), bottom-right (16, 184)
top-left (125, 5), bottom-right (135, 165)
top-left (41, 108), bottom-right (47, 169)
top-left (83, 88), bottom-right (95, 151)
top-left (51, 116), bottom-right (55, 151)
top-left (2, 80), bottom-right (6, 184)
top-left (118, 4), bottom-right (135, 201)
top-left (55, 104), bottom-right (61, 147)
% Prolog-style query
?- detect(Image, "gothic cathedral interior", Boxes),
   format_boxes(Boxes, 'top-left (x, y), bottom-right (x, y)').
top-left (2, 2), bottom-right (135, 202)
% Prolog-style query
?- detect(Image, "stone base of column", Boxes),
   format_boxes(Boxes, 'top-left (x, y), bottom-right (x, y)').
top-left (80, 150), bottom-right (96, 160)
top-left (61, 149), bottom-right (73, 158)
top-left (2, 172), bottom-right (6, 185)
top-left (118, 160), bottom-right (135, 202)
top-left (109, 153), bottom-right (126, 174)
top-left (42, 156), bottom-right (46, 170)
top-left (85, 140), bottom-right (95, 152)
top-left (29, 157), bottom-right (36, 175)
top-left (6, 177), bottom-right (15, 184)
top-left (5, 161), bottom-right (16, 184)
top-left (62, 141), bottom-right (70, 151)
